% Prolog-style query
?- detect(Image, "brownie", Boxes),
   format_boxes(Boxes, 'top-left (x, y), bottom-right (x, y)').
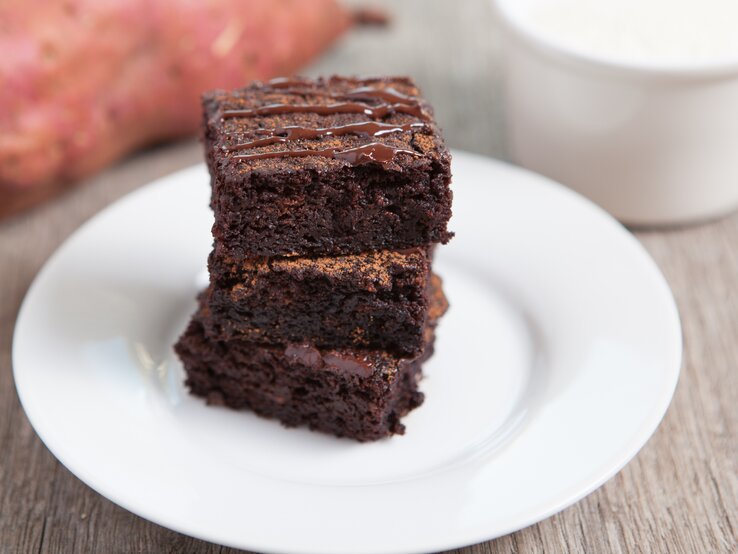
top-left (174, 282), bottom-right (448, 442)
top-left (206, 245), bottom-right (436, 356)
top-left (203, 75), bottom-right (453, 259)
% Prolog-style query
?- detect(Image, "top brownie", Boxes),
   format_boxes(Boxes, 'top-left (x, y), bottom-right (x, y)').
top-left (203, 75), bottom-right (453, 258)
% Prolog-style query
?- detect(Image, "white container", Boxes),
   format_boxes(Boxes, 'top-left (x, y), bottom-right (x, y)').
top-left (494, 0), bottom-right (738, 226)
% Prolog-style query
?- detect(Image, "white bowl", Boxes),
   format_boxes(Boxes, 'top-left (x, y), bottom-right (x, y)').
top-left (494, 0), bottom-right (738, 226)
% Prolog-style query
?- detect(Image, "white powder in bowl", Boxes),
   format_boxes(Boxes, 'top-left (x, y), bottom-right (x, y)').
top-left (526, 0), bottom-right (738, 64)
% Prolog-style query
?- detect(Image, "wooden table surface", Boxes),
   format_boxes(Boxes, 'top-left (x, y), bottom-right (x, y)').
top-left (1, 1), bottom-right (736, 552)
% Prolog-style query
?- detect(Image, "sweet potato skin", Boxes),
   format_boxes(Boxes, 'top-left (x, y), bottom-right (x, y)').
top-left (0, 0), bottom-right (351, 218)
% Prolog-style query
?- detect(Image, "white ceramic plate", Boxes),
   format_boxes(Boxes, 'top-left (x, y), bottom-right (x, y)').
top-left (13, 151), bottom-right (681, 554)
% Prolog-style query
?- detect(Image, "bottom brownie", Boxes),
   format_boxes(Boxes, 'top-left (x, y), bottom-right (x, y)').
top-left (174, 282), bottom-right (447, 442)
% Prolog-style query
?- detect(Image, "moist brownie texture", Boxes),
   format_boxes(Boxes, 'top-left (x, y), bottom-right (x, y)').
top-left (175, 283), bottom-right (448, 442)
top-left (175, 75), bottom-right (454, 442)
top-left (206, 245), bottom-right (435, 356)
top-left (203, 75), bottom-right (453, 259)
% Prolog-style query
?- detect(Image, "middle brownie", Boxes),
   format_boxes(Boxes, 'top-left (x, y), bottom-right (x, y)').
top-left (206, 245), bottom-right (434, 357)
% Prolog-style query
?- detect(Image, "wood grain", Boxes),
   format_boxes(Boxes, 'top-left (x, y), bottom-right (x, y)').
top-left (1, 1), bottom-right (736, 552)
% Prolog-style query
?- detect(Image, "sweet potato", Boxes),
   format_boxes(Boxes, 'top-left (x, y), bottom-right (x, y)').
top-left (0, 0), bottom-right (351, 218)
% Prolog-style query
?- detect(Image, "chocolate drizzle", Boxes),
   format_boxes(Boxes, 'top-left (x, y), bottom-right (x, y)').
top-left (266, 76), bottom-right (391, 89)
top-left (232, 142), bottom-right (419, 165)
top-left (342, 86), bottom-right (416, 104)
top-left (264, 77), bottom-right (314, 89)
top-left (222, 78), bottom-right (429, 166)
top-left (222, 101), bottom-right (428, 121)
top-left (284, 343), bottom-right (374, 377)
top-left (264, 77), bottom-right (417, 105)
top-left (227, 121), bottom-right (424, 152)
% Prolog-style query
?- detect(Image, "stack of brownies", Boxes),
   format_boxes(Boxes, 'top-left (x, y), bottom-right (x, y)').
top-left (175, 76), bottom-right (453, 441)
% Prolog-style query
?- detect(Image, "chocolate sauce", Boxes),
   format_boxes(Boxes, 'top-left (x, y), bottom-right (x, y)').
top-left (284, 344), bottom-right (374, 377)
top-left (265, 77), bottom-right (314, 89)
top-left (262, 79), bottom-right (419, 107)
top-left (232, 142), bottom-right (419, 166)
top-left (222, 101), bottom-right (428, 121)
top-left (223, 80), bottom-right (428, 166)
top-left (227, 121), bottom-right (424, 152)
top-left (342, 86), bottom-right (416, 104)
top-left (267, 76), bottom-right (389, 89)
top-left (247, 86), bottom-right (423, 111)
top-left (322, 353), bottom-right (374, 378)
top-left (284, 344), bottom-right (322, 368)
